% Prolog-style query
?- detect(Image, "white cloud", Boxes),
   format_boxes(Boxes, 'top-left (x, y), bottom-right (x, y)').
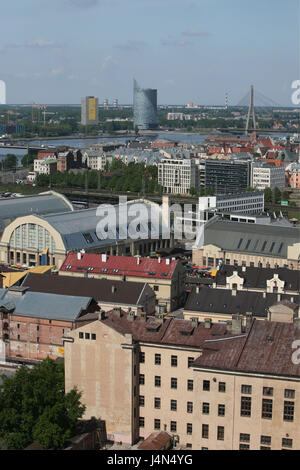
top-left (7, 39), bottom-right (61, 49)
top-left (114, 40), bottom-right (147, 51)
top-left (51, 68), bottom-right (64, 76)
top-left (161, 37), bottom-right (192, 47)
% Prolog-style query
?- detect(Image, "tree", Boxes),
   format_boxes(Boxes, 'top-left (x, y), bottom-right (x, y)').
top-left (21, 153), bottom-right (35, 167)
top-left (2, 154), bottom-right (18, 170)
top-left (264, 187), bottom-right (272, 203)
top-left (0, 358), bottom-right (85, 450)
top-left (273, 186), bottom-right (282, 204)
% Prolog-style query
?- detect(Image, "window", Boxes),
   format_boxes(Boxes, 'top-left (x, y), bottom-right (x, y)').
top-left (240, 433), bottom-right (250, 443)
top-left (282, 438), bottom-right (292, 448)
top-left (139, 417), bottom-right (145, 428)
top-left (283, 401), bottom-right (294, 421)
top-left (154, 419), bottom-right (160, 430)
top-left (241, 385), bottom-right (252, 394)
top-left (82, 232), bottom-right (94, 244)
top-left (241, 397), bottom-right (251, 417)
top-left (187, 423), bottom-right (193, 435)
top-left (284, 389), bottom-right (295, 399)
top-left (218, 404), bottom-right (225, 416)
top-left (203, 380), bottom-right (210, 391)
top-left (170, 400), bottom-right (177, 411)
top-left (79, 332), bottom-right (83, 339)
top-left (217, 426), bottom-right (224, 441)
top-left (85, 333), bottom-right (90, 340)
top-left (155, 376), bottom-right (161, 387)
top-left (261, 241), bottom-right (267, 251)
top-left (188, 357), bottom-right (194, 368)
top-left (187, 402), bottom-right (193, 413)
top-left (171, 355), bottom-right (178, 367)
top-left (139, 374), bottom-right (145, 385)
top-left (202, 402), bottom-right (210, 414)
top-left (186, 443), bottom-right (192, 449)
top-left (219, 382), bottom-right (226, 393)
top-left (171, 378), bottom-right (177, 389)
top-left (91, 333), bottom-right (96, 340)
top-left (262, 399), bottom-right (273, 419)
top-left (239, 444), bottom-right (250, 450)
top-left (261, 436), bottom-right (271, 445)
top-left (237, 238), bottom-right (243, 249)
top-left (260, 446), bottom-right (271, 450)
top-left (263, 387), bottom-right (273, 396)
top-left (170, 421), bottom-right (177, 432)
top-left (139, 352), bottom-right (145, 363)
top-left (154, 397), bottom-right (161, 409)
top-left (155, 354), bottom-right (161, 365)
top-left (187, 380), bottom-right (193, 391)
top-left (139, 396), bottom-right (145, 407)
top-left (153, 285), bottom-right (159, 292)
top-left (202, 424), bottom-right (209, 439)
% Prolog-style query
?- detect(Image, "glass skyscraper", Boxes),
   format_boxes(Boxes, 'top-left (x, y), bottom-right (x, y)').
top-left (133, 79), bottom-right (158, 130)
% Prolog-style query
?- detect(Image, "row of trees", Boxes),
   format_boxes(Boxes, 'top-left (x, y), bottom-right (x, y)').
top-left (36, 161), bottom-right (162, 194)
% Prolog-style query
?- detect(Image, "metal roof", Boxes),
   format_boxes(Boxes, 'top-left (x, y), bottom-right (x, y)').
top-left (0, 288), bottom-right (92, 321)
top-left (0, 191), bottom-right (74, 233)
top-left (201, 218), bottom-right (300, 258)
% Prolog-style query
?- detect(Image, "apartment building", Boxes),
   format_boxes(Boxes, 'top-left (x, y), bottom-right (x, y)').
top-left (251, 162), bottom-right (286, 190)
top-left (33, 157), bottom-right (57, 175)
top-left (84, 150), bottom-right (112, 171)
top-left (158, 158), bottom-right (197, 195)
top-left (59, 253), bottom-right (186, 313)
top-left (64, 311), bottom-right (300, 449)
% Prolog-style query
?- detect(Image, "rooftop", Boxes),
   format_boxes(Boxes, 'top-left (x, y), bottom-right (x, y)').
top-left (60, 253), bottom-right (179, 280)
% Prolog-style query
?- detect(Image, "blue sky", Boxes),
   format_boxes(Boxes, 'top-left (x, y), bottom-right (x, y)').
top-left (0, 0), bottom-right (299, 105)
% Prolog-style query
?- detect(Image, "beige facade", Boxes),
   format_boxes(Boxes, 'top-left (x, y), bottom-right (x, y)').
top-left (64, 313), bottom-right (300, 450)
top-left (192, 243), bottom-right (300, 270)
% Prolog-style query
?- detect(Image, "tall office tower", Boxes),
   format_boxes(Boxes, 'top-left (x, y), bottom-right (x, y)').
top-left (0, 81), bottom-right (6, 105)
top-left (81, 96), bottom-right (99, 125)
top-left (133, 79), bottom-right (158, 130)
top-left (103, 99), bottom-right (109, 108)
top-left (112, 99), bottom-right (118, 107)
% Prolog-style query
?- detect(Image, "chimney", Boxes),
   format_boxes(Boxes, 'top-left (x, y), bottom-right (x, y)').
top-left (245, 312), bottom-right (252, 332)
top-left (191, 317), bottom-right (199, 328)
top-left (242, 266), bottom-right (246, 272)
top-left (213, 282), bottom-right (216, 289)
top-left (231, 314), bottom-right (242, 334)
top-left (77, 252), bottom-right (81, 260)
top-left (232, 288), bottom-right (237, 296)
top-left (137, 257), bottom-right (141, 265)
top-left (204, 318), bottom-right (212, 329)
top-left (98, 310), bottom-right (106, 321)
top-left (263, 291), bottom-right (267, 298)
top-left (277, 293), bottom-right (281, 302)
top-left (102, 254), bottom-right (107, 262)
top-left (196, 286), bottom-right (200, 294)
top-left (127, 309), bottom-right (135, 322)
top-left (112, 307), bottom-right (122, 317)
top-left (158, 257), bottom-right (161, 263)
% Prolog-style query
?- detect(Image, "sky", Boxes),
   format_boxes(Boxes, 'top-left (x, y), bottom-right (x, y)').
top-left (0, 0), bottom-right (299, 105)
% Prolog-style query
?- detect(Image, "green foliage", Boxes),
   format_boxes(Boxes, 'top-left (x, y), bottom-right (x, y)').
top-left (21, 153), bottom-right (35, 167)
top-left (264, 187), bottom-right (272, 202)
top-left (1, 154), bottom-right (18, 170)
top-left (0, 358), bottom-right (85, 450)
top-left (273, 186), bottom-right (282, 204)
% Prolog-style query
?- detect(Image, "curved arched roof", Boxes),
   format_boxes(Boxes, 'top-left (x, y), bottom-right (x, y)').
top-left (0, 191), bottom-right (74, 233)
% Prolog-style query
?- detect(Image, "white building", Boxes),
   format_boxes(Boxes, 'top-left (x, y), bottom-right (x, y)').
top-left (84, 151), bottom-right (112, 171)
top-left (251, 162), bottom-right (286, 190)
top-left (33, 157), bottom-right (57, 175)
top-left (0, 80), bottom-right (6, 105)
top-left (158, 158), bottom-right (197, 195)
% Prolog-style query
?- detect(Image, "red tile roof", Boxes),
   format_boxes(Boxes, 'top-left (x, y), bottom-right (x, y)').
top-left (60, 253), bottom-right (178, 280)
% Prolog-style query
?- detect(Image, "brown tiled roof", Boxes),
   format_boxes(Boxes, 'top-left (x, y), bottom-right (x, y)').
top-left (138, 432), bottom-right (172, 450)
top-left (21, 273), bottom-right (154, 306)
top-left (100, 311), bottom-right (232, 348)
top-left (194, 319), bottom-right (300, 377)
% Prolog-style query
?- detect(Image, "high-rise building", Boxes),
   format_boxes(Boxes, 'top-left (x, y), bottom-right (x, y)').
top-left (133, 79), bottom-right (157, 130)
top-left (81, 96), bottom-right (99, 126)
top-left (0, 80), bottom-right (6, 105)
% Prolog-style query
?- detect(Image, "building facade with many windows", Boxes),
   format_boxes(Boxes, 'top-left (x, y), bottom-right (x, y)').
top-left (64, 312), bottom-right (300, 449)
